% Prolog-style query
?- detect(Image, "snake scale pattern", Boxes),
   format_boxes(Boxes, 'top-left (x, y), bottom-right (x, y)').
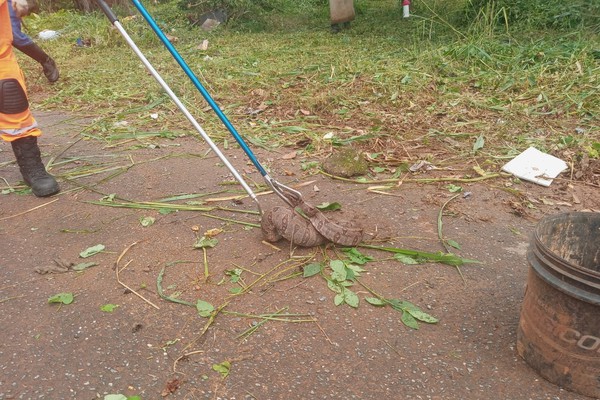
top-left (261, 201), bottom-right (364, 247)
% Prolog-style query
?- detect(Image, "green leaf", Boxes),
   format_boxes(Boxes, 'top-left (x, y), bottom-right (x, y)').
top-left (139, 216), bottom-right (155, 227)
top-left (365, 297), bottom-right (385, 306)
top-left (327, 279), bottom-right (342, 294)
top-left (343, 289), bottom-right (359, 308)
top-left (193, 236), bottom-right (218, 249)
top-left (316, 202), bottom-right (342, 211)
top-left (329, 260), bottom-right (347, 282)
top-left (303, 263), bottom-right (322, 278)
top-left (48, 292), bottom-right (74, 305)
top-left (229, 287), bottom-right (242, 294)
top-left (387, 298), bottom-right (402, 309)
top-left (100, 193), bottom-right (116, 202)
top-left (79, 244), bottom-right (105, 258)
top-left (406, 309), bottom-right (438, 324)
top-left (341, 248), bottom-right (373, 265)
top-left (196, 299), bottom-right (214, 317)
top-left (225, 268), bottom-right (242, 283)
top-left (334, 293), bottom-right (344, 306)
top-left (389, 299), bottom-right (419, 312)
top-left (400, 310), bottom-right (419, 329)
top-left (393, 254), bottom-right (421, 265)
top-left (212, 361), bottom-right (231, 378)
top-left (344, 267), bottom-right (356, 281)
top-left (72, 262), bottom-right (98, 271)
top-left (104, 395), bottom-right (141, 400)
top-left (446, 184), bottom-right (462, 193)
top-left (446, 239), bottom-right (462, 250)
top-left (346, 264), bottom-right (366, 273)
top-left (473, 134), bottom-right (485, 152)
top-left (100, 304), bottom-right (119, 312)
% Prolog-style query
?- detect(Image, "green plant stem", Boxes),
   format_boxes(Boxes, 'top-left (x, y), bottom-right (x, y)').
top-left (437, 193), bottom-right (461, 251)
top-left (89, 200), bottom-right (261, 228)
top-left (156, 266), bottom-right (195, 307)
top-left (236, 307), bottom-right (288, 340)
top-left (203, 248), bottom-right (209, 282)
top-left (358, 244), bottom-right (478, 267)
top-left (181, 301), bottom-right (229, 354)
top-left (437, 194), bottom-right (465, 282)
top-left (319, 170), bottom-right (502, 185)
top-left (222, 310), bottom-right (314, 322)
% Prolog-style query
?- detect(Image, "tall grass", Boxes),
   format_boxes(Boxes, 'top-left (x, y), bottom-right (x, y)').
top-left (464, 0), bottom-right (600, 32)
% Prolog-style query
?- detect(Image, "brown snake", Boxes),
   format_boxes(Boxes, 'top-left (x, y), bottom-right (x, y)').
top-left (261, 200), bottom-right (364, 247)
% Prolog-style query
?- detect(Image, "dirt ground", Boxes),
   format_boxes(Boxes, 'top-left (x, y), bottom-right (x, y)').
top-left (1, 111), bottom-right (599, 400)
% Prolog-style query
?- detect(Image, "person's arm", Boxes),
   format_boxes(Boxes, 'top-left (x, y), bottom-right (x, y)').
top-left (11, 0), bottom-right (32, 18)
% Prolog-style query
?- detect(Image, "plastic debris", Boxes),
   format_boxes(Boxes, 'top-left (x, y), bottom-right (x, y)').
top-left (38, 30), bottom-right (59, 40)
top-left (501, 147), bottom-right (568, 187)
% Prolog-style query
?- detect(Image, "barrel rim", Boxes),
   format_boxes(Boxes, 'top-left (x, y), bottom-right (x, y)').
top-left (533, 211), bottom-right (600, 278)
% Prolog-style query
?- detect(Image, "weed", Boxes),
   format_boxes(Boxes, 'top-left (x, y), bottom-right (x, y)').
top-left (18, 0), bottom-right (600, 184)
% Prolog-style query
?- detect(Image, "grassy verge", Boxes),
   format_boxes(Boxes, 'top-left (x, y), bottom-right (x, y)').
top-left (18, 0), bottom-right (600, 170)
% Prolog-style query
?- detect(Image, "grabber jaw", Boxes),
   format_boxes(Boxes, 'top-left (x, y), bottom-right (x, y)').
top-left (264, 175), bottom-right (303, 208)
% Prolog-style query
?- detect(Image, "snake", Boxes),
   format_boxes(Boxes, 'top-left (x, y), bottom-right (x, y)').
top-left (261, 201), bottom-right (364, 247)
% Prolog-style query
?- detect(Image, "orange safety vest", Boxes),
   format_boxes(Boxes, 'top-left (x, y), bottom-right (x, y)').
top-left (0, 0), bottom-right (40, 142)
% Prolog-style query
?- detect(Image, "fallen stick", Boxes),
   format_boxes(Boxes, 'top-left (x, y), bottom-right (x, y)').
top-left (115, 241), bottom-right (160, 310)
top-left (0, 198), bottom-right (59, 221)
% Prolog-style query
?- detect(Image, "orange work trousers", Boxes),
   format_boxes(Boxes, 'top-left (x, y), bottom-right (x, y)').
top-left (0, 0), bottom-right (41, 142)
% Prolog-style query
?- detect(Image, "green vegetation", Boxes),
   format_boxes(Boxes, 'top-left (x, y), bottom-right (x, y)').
top-left (464, 0), bottom-right (600, 31)
top-left (20, 0), bottom-right (599, 168)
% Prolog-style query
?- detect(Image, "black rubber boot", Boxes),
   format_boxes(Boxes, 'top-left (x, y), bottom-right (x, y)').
top-left (11, 136), bottom-right (60, 197)
top-left (14, 43), bottom-right (59, 83)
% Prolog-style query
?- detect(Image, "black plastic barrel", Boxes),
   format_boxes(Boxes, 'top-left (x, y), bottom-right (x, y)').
top-left (517, 212), bottom-right (600, 398)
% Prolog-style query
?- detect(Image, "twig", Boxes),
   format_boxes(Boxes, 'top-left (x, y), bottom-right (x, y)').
top-left (115, 242), bottom-right (160, 310)
top-left (173, 350), bottom-right (204, 375)
top-left (261, 240), bottom-right (281, 251)
top-left (236, 307), bottom-right (288, 340)
top-left (222, 310), bottom-right (315, 322)
top-left (180, 301), bottom-right (229, 354)
top-left (553, 176), bottom-right (600, 189)
top-left (0, 198), bottom-right (59, 221)
top-left (383, 340), bottom-right (403, 357)
top-left (314, 319), bottom-right (334, 345)
top-left (0, 295), bottom-right (25, 304)
top-left (230, 259), bottom-right (292, 296)
top-left (0, 176), bottom-right (13, 191)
